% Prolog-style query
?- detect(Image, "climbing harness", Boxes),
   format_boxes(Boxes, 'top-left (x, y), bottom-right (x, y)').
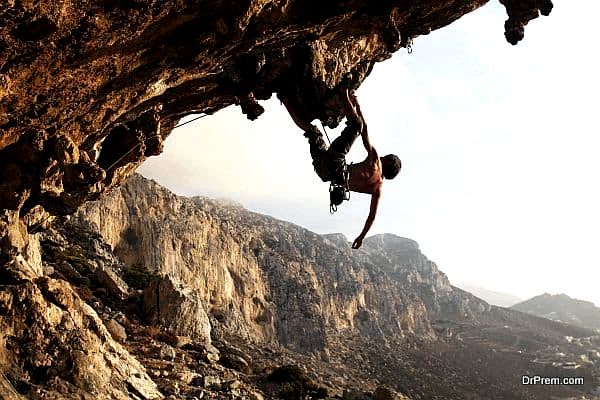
top-left (320, 123), bottom-right (351, 214)
top-left (329, 161), bottom-right (351, 214)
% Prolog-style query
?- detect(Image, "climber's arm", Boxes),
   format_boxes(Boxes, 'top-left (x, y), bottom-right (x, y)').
top-left (352, 187), bottom-right (381, 249)
top-left (342, 89), bottom-right (373, 156)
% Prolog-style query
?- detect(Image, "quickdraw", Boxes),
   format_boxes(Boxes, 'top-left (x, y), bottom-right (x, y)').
top-left (406, 37), bottom-right (414, 54)
top-left (329, 162), bottom-right (351, 214)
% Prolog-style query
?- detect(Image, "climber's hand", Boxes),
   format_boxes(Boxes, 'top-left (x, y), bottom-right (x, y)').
top-left (352, 236), bottom-right (363, 249)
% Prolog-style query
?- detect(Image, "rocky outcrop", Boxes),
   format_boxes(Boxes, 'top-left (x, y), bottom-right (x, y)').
top-left (0, 217), bottom-right (163, 399)
top-left (499, 0), bottom-right (553, 44)
top-left (143, 275), bottom-right (212, 343)
top-left (0, 275), bottom-right (161, 399)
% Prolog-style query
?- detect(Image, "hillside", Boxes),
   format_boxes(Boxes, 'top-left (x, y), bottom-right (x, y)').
top-left (513, 293), bottom-right (600, 331)
top-left (16, 173), bottom-right (595, 399)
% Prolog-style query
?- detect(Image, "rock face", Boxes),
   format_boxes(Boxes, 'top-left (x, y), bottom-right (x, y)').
top-left (512, 293), bottom-right (600, 330)
top-left (74, 174), bottom-right (489, 354)
top-left (0, 276), bottom-right (161, 399)
top-left (0, 203), bottom-right (162, 398)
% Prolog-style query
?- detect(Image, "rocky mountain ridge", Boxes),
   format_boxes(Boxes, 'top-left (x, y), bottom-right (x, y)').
top-left (513, 293), bottom-right (600, 331)
top-left (2, 173), bottom-right (599, 398)
top-left (72, 174), bottom-right (488, 355)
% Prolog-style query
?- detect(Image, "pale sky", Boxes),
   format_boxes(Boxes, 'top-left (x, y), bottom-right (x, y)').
top-left (139, 2), bottom-right (600, 306)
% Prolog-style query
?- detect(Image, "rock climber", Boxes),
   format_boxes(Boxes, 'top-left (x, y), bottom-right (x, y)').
top-left (283, 88), bottom-right (401, 249)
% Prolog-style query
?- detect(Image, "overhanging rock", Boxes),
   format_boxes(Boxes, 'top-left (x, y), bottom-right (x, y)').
top-left (0, 0), bottom-right (552, 237)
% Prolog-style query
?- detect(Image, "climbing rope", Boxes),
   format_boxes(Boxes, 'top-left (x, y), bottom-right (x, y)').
top-left (320, 121), bottom-right (332, 145)
top-left (28, 113), bottom-right (209, 234)
top-left (106, 113), bottom-right (208, 173)
top-left (169, 113), bottom-right (208, 130)
top-left (104, 140), bottom-right (145, 173)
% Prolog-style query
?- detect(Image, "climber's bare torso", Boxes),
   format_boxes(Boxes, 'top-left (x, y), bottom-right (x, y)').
top-left (348, 146), bottom-right (382, 195)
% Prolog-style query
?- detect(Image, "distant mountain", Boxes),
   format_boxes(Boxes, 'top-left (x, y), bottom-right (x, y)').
top-left (456, 284), bottom-right (522, 307)
top-left (512, 293), bottom-right (600, 330)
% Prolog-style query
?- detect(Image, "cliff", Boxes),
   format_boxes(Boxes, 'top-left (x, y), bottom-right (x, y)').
top-left (72, 174), bottom-right (488, 354)
top-left (20, 174), bottom-right (595, 399)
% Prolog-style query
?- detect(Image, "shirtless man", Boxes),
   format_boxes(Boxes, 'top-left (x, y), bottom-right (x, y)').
top-left (284, 89), bottom-right (401, 249)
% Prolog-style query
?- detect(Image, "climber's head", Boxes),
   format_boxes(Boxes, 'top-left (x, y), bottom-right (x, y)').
top-left (381, 154), bottom-right (401, 179)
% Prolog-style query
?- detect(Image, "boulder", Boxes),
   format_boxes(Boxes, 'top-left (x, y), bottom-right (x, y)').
top-left (203, 344), bottom-right (221, 364)
top-left (203, 375), bottom-right (222, 389)
top-left (143, 275), bottom-right (212, 343)
top-left (106, 318), bottom-right (127, 342)
top-left (374, 386), bottom-right (411, 400)
top-left (94, 260), bottom-right (130, 298)
top-left (221, 354), bottom-right (252, 374)
top-left (159, 344), bottom-right (177, 361)
top-left (248, 391), bottom-right (265, 400)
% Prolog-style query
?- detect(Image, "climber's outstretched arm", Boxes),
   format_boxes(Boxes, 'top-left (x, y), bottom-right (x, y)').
top-left (352, 189), bottom-right (381, 249)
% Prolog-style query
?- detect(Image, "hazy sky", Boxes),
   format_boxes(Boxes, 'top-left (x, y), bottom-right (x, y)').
top-left (140, 2), bottom-right (600, 305)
